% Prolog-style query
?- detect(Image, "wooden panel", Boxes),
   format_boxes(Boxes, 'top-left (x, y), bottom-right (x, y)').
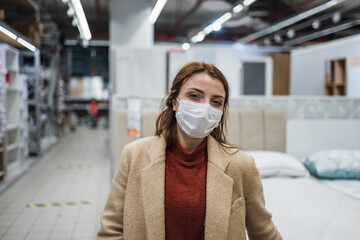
top-left (271, 53), bottom-right (290, 95)
top-left (0, 31), bottom-right (23, 49)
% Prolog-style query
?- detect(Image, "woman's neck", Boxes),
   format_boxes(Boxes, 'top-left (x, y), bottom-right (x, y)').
top-left (176, 125), bottom-right (205, 153)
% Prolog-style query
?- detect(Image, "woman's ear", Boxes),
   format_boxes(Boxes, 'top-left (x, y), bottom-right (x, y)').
top-left (172, 99), bottom-right (177, 111)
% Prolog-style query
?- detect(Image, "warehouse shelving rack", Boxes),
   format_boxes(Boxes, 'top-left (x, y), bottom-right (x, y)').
top-left (20, 49), bottom-right (60, 156)
top-left (0, 43), bottom-right (28, 179)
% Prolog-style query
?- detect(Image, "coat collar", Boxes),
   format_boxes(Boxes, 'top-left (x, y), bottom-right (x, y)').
top-left (141, 135), bottom-right (234, 240)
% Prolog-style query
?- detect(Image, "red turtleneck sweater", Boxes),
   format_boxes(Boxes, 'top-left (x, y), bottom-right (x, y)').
top-left (165, 138), bottom-right (208, 240)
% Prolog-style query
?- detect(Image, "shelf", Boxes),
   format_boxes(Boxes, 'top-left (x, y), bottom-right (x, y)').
top-left (6, 142), bottom-right (19, 152)
top-left (5, 86), bottom-right (22, 92)
top-left (64, 97), bottom-right (109, 101)
top-left (324, 57), bottom-right (360, 96)
top-left (334, 82), bottom-right (345, 86)
top-left (6, 123), bottom-right (19, 131)
top-left (6, 66), bottom-right (19, 73)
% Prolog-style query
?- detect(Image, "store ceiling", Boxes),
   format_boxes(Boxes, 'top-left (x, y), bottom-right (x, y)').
top-left (1, 0), bottom-right (360, 47)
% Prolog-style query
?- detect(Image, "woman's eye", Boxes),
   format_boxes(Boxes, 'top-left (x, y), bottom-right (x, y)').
top-left (189, 93), bottom-right (200, 99)
top-left (212, 100), bottom-right (222, 106)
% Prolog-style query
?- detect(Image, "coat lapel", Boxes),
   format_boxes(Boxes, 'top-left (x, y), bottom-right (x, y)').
top-left (141, 136), bottom-right (167, 240)
top-left (205, 136), bottom-right (234, 239)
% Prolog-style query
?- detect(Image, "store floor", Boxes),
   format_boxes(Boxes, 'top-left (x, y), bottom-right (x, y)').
top-left (0, 128), bottom-right (111, 240)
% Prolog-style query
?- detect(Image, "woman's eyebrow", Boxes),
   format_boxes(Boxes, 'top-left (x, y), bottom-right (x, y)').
top-left (186, 87), bottom-right (204, 94)
top-left (213, 95), bottom-right (225, 100)
top-left (186, 87), bottom-right (225, 99)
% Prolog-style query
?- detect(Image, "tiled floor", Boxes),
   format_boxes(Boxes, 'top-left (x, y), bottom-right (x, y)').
top-left (0, 128), bottom-right (111, 240)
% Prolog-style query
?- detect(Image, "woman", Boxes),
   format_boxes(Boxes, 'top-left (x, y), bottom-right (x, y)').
top-left (97, 62), bottom-right (282, 240)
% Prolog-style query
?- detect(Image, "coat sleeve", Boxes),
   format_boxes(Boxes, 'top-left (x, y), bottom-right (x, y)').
top-left (97, 145), bottom-right (131, 239)
top-left (243, 156), bottom-right (283, 240)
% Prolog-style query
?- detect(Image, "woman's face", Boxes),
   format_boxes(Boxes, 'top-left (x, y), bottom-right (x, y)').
top-left (172, 72), bottom-right (226, 111)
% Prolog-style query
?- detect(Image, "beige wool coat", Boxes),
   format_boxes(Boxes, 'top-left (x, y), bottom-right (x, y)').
top-left (97, 135), bottom-right (282, 240)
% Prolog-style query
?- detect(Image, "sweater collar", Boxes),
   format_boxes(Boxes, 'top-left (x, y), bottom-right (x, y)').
top-left (149, 135), bottom-right (232, 173)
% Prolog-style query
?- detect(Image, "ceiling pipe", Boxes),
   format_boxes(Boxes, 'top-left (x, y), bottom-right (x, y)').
top-left (284, 19), bottom-right (360, 45)
top-left (273, 0), bottom-right (360, 39)
top-left (238, 0), bottom-right (346, 42)
top-left (263, 0), bottom-right (315, 23)
top-left (166, 0), bottom-right (205, 34)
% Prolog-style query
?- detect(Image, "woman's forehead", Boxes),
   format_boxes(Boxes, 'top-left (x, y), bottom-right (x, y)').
top-left (181, 72), bottom-right (226, 96)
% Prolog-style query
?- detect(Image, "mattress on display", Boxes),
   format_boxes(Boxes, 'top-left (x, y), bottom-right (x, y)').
top-left (262, 176), bottom-right (360, 240)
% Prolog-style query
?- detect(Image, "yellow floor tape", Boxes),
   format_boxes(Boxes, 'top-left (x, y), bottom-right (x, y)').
top-left (27, 201), bottom-right (94, 208)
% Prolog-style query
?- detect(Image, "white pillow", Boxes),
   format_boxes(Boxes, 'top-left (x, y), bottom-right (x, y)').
top-left (245, 151), bottom-right (309, 178)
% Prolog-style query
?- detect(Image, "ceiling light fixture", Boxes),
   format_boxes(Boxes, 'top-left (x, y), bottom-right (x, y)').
top-left (312, 19), bottom-right (321, 29)
top-left (212, 22), bottom-right (222, 31)
top-left (70, 0), bottom-right (92, 41)
top-left (191, 35), bottom-right (198, 43)
top-left (332, 12), bottom-right (341, 23)
top-left (181, 42), bottom-right (190, 50)
top-left (67, 7), bottom-right (75, 17)
top-left (243, 0), bottom-right (257, 7)
top-left (149, 0), bottom-right (167, 24)
top-left (72, 18), bottom-right (78, 27)
top-left (196, 32), bottom-right (205, 42)
top-left (263, 38), bottom-right (270, 45)
top-left (233, 4), bottom-right (244, 13)
top-left (217, 12), bottom-right (232, 24)
top-left (239, 0), bottom-right (345, 42)
top-left (203, 24), bottom-right (214, 34)
top-left (17, 37), bottom-right (36, 51)
top-left (287, 28), bottom-right (295, 38)
top-left (274, 34), bottom-right (282, 43)
top-left (190, 12), bottom-right (232, 43)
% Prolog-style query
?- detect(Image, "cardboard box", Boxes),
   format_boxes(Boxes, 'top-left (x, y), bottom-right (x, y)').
top-left (0, 9), bottom-right (4, 20)
top-left (10, 22), bottom-right (43, 47)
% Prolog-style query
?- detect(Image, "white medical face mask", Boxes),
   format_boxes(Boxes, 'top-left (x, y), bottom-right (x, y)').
top-left (175, 99), bottom-right (223, 138)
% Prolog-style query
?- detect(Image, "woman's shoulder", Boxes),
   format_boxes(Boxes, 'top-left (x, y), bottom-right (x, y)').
top-left (123, 135), bottom-right (162, 152)
top-left (225, 148), bottom-right (257, 172)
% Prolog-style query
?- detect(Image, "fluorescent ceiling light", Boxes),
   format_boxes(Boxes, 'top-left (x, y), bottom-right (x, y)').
top-left (203, 24), bottom-right (214, 34)
top-left (233, 4), bottom-right (244, 13)
top-left (17, 37), bottom-right (36, 51)
top-left (71, 0), bottom-right (92, 40)
top-left (239, 0), bottom-right (345, 42)
top-left (212, 22), bottom-right (222, 31)
top-left (197, 32), bottom-right (205, 42)
top-left (216, 12), bottom-right (232, 24)
top-left (190, 12), bottom-right (233, 43)
top-left (149, 0), bottom-right (167, 24)
top-left (243, 0), bottom-right (257, 7)
top-left (0, 25), bottom-right (17, 40)
top-left (191, 35), bottom-right (198, 43)
top-left (181, 43), bottom-right (190, 50)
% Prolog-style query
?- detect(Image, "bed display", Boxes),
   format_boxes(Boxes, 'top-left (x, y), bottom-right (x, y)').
top-left (262, 176), bottom-right (360, 240)
top-left (248, 151), bottom-right (360, 240)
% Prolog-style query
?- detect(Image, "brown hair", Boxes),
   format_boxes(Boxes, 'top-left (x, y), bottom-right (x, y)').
top-left (155, 61), bottom-right (234, 151)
